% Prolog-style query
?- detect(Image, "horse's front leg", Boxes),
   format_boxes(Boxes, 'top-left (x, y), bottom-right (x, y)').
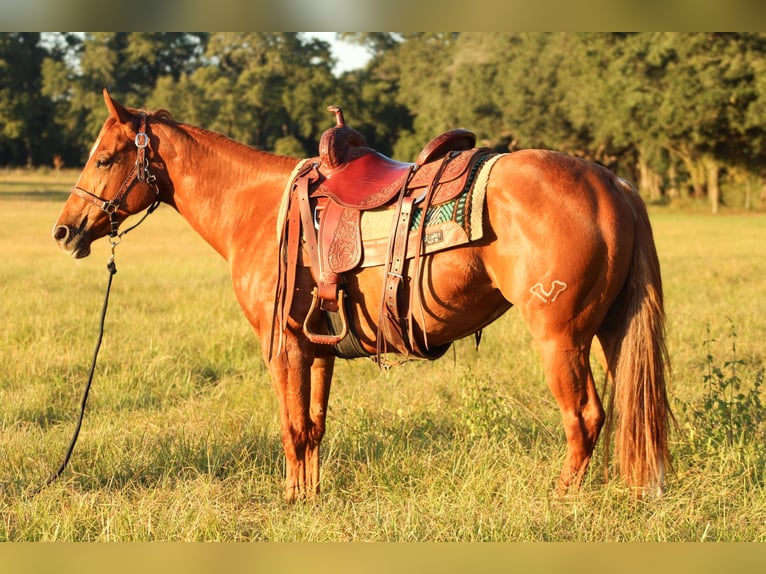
top-left (269, 350), bottom-right (311, 502)
top-left (269, 347), bottom-right (334, 502)
top-left (306, 353), bottom-right (334, 495)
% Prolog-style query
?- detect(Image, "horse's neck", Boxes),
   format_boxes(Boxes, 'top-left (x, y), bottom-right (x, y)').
top-left (159, 123), bottom-right (296, 261)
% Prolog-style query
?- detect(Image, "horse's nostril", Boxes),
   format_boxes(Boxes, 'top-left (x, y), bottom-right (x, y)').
top-left (53, 225), bottom-right (69, 243)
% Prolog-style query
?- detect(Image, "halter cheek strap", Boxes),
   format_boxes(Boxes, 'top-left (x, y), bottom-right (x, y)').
top-left (71, 114), bottom-right (160, 238)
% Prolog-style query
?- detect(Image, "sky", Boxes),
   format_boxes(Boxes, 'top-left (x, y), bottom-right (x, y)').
top-left (304, 32), bottom-right (372, 75)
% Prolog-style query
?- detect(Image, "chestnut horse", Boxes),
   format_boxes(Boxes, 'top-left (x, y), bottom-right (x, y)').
top-left (53, 90), bottom-right (672, 500)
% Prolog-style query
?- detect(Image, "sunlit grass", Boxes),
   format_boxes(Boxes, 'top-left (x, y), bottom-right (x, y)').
top-left (0, 175), bottom-right (764, 541)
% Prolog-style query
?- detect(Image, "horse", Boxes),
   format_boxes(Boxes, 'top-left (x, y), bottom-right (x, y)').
top-left (52, 89), bottom-right (672, 501)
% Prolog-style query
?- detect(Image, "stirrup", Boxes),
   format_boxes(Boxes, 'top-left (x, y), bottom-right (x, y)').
top-left (303, 288), bottom-right (349, 345)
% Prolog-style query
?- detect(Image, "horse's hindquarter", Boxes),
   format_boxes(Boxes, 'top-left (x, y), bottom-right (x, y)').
top-left (480, 150), bottom-right (636, 340)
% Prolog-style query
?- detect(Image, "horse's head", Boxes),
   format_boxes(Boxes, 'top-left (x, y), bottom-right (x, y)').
top-left (53, 89), bottom-right (163, 258)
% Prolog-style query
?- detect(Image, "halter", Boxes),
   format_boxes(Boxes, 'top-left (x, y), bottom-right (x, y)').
top-left (71, 114), bottom-right (161, 239)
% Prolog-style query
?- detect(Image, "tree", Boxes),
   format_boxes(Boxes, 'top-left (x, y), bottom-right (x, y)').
top-left (37, 33), bottom-right (209, 163)
top-left (555, 33), bottom-right (671, 192)
top-left (331, 34), bottom-right (412, 157)
top-left (433, 33), bottom-right (507, 149)
top-left (493, 34), bottom-right (589, 154)
top-left (0, 33), bottom-right (51, 166)
top-left (1, 30), bottom-right (764, 214)
top-left (148, 33), bottom-right (339, 155)
top-left (384, 33), bottom-right (462, 158)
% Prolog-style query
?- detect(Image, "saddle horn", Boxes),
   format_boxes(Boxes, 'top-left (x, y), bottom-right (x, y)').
top-left (327, 105), bottom-right (346, 126)
top-left (320, 105), bottom-right (367, 169)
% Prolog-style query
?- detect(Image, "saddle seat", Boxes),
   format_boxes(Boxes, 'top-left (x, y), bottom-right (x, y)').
top-left (315, 149), bottom-right (413, 209)
top-left (314, 105), bottom-right (477, 209)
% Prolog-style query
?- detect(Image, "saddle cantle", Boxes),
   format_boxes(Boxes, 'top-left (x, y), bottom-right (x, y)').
top-left (277, 105), bottom-right (493, 361)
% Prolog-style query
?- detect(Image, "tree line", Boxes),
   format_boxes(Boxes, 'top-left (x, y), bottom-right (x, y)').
top-left (2, 32), bottom-right (766, 211)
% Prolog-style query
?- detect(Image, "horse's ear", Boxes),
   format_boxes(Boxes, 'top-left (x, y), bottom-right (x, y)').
top-left (103, 88), bottom-right (132, 125)
top-left (103, 88), bottom-right (141, 141)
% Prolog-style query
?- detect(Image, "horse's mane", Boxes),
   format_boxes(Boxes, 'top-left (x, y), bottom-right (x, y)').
top-left (125, 105), bottom-right (297, 165)
top-left (151, 108), bottom-right (174, 122)
top-left (141, 106), bottom-right (239, 148)
top-left (119, 104), bottom-right (173, 122)
top-left (147, 106), bottom-right (295, 165)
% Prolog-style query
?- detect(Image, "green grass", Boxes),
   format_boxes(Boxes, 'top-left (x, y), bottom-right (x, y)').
top-left (0, 170), bottom-right (764, 541)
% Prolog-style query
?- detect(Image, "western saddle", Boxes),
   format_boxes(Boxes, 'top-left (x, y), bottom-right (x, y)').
top-left (275, 106), bottom-right (492, 361)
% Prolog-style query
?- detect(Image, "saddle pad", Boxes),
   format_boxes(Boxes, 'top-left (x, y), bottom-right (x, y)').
top-left (358, 153), bottom-right (502, 267)
top-left (277, 158), bottom-right (313, 237)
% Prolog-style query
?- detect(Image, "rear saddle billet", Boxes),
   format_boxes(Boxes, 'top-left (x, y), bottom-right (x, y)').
top-left (276, 105), bottom-right (492, 361)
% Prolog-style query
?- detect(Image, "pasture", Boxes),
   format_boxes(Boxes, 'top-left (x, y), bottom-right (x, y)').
top-left (0, 168), bottom-right (764, 541)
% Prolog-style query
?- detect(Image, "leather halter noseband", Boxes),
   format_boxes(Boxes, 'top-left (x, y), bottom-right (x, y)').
top-left (71, 114), bottom-right (160, 238)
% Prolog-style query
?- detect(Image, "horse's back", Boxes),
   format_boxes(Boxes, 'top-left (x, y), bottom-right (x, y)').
top-left (488, 149), bottom-right (631, 215)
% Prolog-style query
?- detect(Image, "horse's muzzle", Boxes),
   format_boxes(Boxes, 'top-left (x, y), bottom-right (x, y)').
top-left (52, 224), bottom-right (91, 259)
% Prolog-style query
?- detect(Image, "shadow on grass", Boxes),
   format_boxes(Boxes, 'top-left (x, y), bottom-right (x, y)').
top-left (328, 403), bottom-right (556, 477)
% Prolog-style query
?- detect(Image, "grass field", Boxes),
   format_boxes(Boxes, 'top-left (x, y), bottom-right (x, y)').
top-left (0, 169), bottom-right (764, 541)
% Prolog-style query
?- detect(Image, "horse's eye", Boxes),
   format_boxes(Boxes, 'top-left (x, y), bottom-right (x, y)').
top-left (95, 158), bottom-right (111, 168)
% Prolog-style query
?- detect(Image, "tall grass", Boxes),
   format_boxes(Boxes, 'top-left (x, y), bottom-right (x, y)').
top-left (0, 171), bottom-right (764, 540)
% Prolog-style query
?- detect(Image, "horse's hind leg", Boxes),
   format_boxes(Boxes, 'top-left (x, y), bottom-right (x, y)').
top-left (538, 334), bottom-right (605, 493)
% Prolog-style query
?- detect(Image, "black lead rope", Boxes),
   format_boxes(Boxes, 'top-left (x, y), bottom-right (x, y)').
top-left (37, 253), bottom-right (117, 492)
top-left (37, 201), bottom-right (160, 493)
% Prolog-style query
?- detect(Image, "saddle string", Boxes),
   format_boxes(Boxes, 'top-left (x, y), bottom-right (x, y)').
top-left (407, 153), bottom-right (454, 354)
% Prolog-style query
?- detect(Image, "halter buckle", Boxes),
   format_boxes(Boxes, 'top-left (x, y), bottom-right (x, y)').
top-left (134, 131), bottom-right (149, 149)
top-left (102, 200), bottom-right (119, 215)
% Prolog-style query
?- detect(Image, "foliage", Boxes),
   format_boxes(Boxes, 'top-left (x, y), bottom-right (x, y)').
top-left (154, 32), bottom-right (339, 152)
top-left (457, 372), bottom-right (515, 442)
top-left (0, 33), bottom-right (52, 167)
top-left (678, 324), bottom-right (765, 471)
top-left (3, 33), bottom-right (766, 212)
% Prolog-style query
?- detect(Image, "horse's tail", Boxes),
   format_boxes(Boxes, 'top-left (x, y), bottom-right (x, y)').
top-left (604, 181), bottom-right (673, 496)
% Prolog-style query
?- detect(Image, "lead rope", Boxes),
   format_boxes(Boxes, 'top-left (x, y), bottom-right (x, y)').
top-left (36, 243), bottom-right (118, 493)
top-left (37, 199), bottom-right (159, 493)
